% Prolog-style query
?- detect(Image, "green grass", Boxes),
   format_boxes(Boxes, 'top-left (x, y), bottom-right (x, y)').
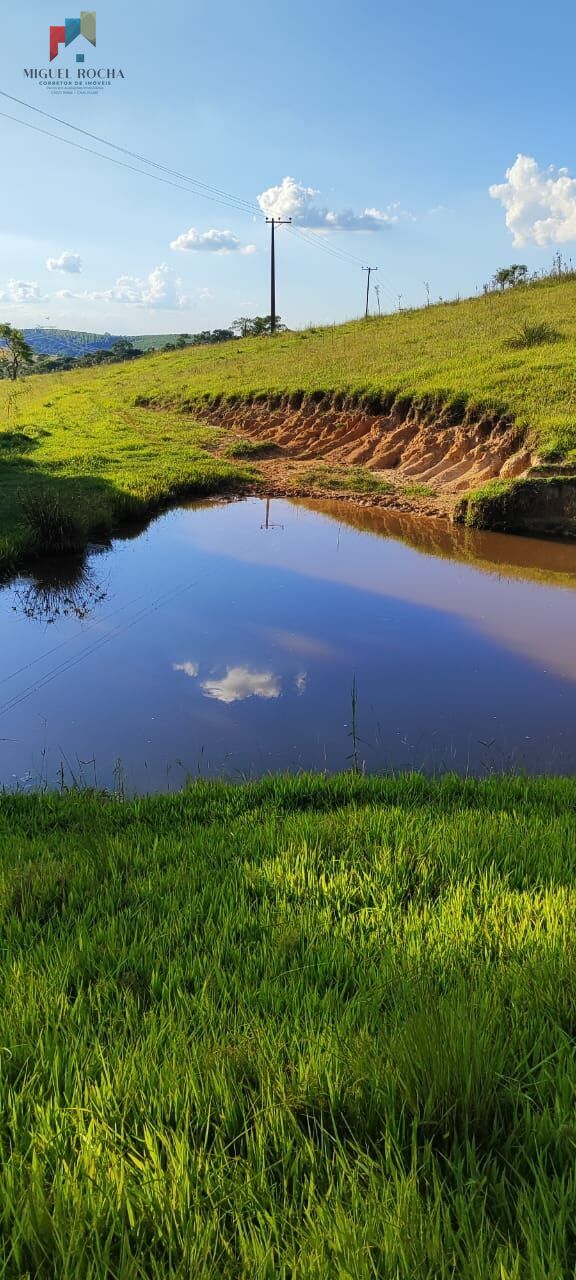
top-left (222, 438), bottom-right (277, 459)
top-left (2, 773), bottom-right (576, 1277)
top-left (0, 397), bottom-right (252, 571)
top-left (301, 463), bottom-right (393, 494)
top-left (3, 276), bottom-right (576, 568)
top-left (400, 482), bottom-right (436, 498)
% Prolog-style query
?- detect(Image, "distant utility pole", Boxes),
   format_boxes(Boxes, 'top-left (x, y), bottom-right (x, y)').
top-left (265, 217), bottom-right (292, 334)
top-left (362, 266), bottom-right (378, 318)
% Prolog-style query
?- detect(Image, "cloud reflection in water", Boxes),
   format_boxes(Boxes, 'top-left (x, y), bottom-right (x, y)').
top-left (173, 661), bottom-right (282, 704)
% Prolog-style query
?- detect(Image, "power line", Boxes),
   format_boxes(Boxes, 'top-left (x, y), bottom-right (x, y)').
top-left (0, 90), bottom-right (260, 215)
top-left (0, 110), bottom-right (258, 215)
top-left (288, 226), bottom-right (399, 305)
top-left (0, 572), bottom-right (212, 720)
top-left (0, 93), bottom-right (401, 304)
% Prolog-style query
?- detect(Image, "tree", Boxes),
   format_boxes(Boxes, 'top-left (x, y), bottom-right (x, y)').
top-left (231, 316), bottom-right (287, 338)
top-left (0, 324), bottom-right (34, 380)
top-left (210, 329), bottom-right (235, 344)
top-left (493, 264), bottom-right (528, 291)
top-left (231, 317), bottom-right (254, 338)
top-left (251, 315), bottom-right (287, 336)
top-left (110, 338), bottom-right (135, 360)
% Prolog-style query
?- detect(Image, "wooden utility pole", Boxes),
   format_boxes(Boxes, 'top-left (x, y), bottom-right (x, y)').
top-left (265, 217), bottom-right (292, 333)
top-left (362, 266), bottom-right (378, 318)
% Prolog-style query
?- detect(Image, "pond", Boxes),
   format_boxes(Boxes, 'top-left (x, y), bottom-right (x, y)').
top-left (1, 496), bottom-right (576, 790)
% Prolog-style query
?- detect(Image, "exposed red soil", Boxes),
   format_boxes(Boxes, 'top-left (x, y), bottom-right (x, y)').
top-left (199, 397), bottom-right (534, 499)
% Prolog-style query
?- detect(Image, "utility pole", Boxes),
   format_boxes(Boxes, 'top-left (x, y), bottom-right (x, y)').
top-left (265, 217), bottom-right (292, 334)
top-left (362, 266), bottom-right (378, 318)
top-left (261, 498), bottom-right (284, 530)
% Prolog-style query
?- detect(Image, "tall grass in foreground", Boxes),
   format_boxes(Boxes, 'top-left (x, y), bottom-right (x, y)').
top-left (1, 773), bottom-right (576, 1277)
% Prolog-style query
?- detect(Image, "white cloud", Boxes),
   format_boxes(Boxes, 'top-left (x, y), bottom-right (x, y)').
top-left (490, 154), bottom-right (576, 247)
top-left (257, 176), bottom-right (403, 231)
top-left (295, 672), bottom-right (307, 695)
top-left (170, 227), bottom-right (256, 255)
top-left (0, 280), bottom-right (47, 304)
top-left (46, 251), bottom-right (83, 274)
top-left (56, 264), bottom-right (189, 310)
top-left (201, 667), bottom-right (281, 704)
top-left (173, 661), bottom-right (199, 678)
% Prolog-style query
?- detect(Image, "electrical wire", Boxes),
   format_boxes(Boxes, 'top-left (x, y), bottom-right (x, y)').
top-left (288, 226), bottom-right (399, 304)
top-left (0, 571), bottom-right (211, 719)
top-left (0, 90), bottom-right (260, 215)
top-left (0, 584), bottom-right (154, 689)
top-left (0, 92), bottom-right (400, 299)
top-left (0, 110), bottom-right (258, 215)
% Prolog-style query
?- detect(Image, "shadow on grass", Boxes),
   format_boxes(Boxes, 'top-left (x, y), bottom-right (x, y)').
top-left (0, 446), bottom-right (243, 584)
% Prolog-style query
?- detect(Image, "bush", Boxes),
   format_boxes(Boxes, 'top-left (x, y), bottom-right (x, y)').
top-left (507, 322), bottom-right (563, 349)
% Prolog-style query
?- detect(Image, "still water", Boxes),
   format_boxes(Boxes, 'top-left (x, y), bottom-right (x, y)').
top-left (1, 497), bottom-right (576, 790)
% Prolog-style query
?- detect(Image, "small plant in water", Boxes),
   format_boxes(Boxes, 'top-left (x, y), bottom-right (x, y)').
top-left (348, 675), bottom-right (361, 773)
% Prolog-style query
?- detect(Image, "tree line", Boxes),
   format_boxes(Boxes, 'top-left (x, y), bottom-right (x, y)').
top-left (0, 315), bottom-right (287, 380)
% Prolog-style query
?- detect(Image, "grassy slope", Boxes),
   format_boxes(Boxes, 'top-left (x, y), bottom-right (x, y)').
top-left (2, 277), bottom-right (576, 567)
top-left (1, 774), bottom-right (576, 1278)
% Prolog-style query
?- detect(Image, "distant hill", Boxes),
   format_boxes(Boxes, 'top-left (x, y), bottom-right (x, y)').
top-left (20, 329), bottom-right (191, 357)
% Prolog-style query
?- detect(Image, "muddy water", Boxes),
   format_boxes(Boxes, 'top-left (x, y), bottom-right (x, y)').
top-left (1, 497), bottom-right (576, 791)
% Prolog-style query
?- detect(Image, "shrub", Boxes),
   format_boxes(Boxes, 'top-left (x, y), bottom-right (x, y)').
top-left (20, 489), bottom-right (84, 553)
top-left (507, 322), bottom-right (563, 349)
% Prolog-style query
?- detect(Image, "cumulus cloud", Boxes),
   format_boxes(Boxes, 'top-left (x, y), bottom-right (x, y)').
top-left (257, 176), bottom-right (403, 231)
top-left (490, 154), bottom-right (576, 247)
top-left (171, 227), bottom-right (256, 255)
top-left (56, 265), bottom-right (189, 310)
top-left (201, 667), bottom-right (281, 705)
top-left (173, 661), bottom-right (199, 679)
top-left (46, 251), bottom-right (83, 274)
top-left (0, 279), bottom-right (47, 303)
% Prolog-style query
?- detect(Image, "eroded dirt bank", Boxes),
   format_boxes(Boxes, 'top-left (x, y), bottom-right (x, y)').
top-left (141, 389), bottom-right (576, 535)
top-left (196, 392), bottom-right (534, 495)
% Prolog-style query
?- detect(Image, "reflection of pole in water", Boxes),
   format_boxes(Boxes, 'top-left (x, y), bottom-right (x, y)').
top-left (261, 498), bottom-right (284, 531)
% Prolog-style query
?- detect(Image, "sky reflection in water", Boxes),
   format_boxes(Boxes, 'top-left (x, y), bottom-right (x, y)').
top-left (1, 497), bottom-right (576, 790)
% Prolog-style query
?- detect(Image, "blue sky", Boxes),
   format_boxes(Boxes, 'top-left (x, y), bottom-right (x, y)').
top-left (1, 0), bottom-right (575, 334)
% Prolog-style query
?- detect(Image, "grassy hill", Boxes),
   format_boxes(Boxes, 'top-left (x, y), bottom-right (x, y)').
top-left (2, 276), bottom-right (576, 569)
